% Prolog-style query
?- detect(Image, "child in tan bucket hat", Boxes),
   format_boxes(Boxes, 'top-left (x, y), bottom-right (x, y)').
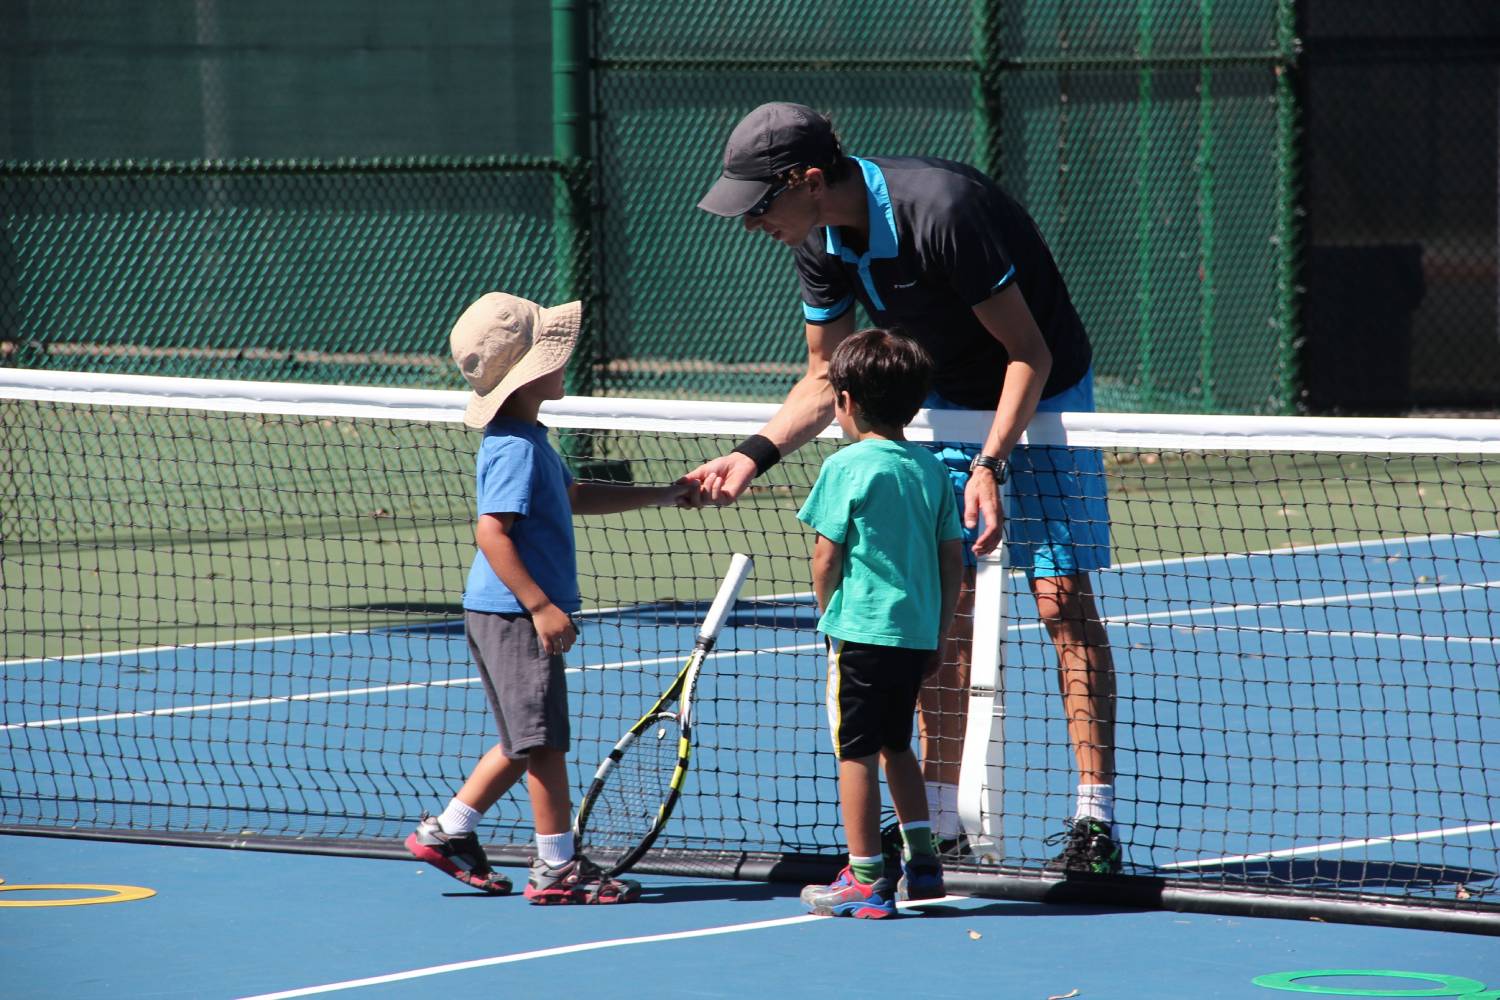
top-left (407, 292), bottom-right (699, 903)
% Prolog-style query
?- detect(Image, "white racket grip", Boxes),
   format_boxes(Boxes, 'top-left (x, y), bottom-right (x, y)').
top-left (698, 553), bottom-right (753, 641)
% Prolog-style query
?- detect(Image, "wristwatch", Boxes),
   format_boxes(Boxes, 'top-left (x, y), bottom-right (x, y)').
top-left (969, 453), bottom-right (1009, 482)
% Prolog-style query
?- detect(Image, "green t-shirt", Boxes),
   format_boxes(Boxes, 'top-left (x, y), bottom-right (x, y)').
top-left (797, 439), bottom-right (963, 649)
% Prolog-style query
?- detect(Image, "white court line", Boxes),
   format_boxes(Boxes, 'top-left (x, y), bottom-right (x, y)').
top-left (9, 528), bottom-right (1492, 670)
top-left (1159, 821), bottom-right (1500, 870)
top-left (1, 628), bottom-right (366, 669)
top-left (1097, 622), bottom-right (1500, 647)
top-left (0, 642), bottom-right (821, 732)
top-left (235, 895), bottom-right (964, 1000)
top-left (1110, 527), bottom-right (1500, 574)
top-left (1006, 577), bottom-right (1500, 635)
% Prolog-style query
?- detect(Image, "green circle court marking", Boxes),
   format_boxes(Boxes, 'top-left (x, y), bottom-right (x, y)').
top-left (0, 883), bottom-right (156, 907)
top-left (1253, 970), bottom-right (1488, 997)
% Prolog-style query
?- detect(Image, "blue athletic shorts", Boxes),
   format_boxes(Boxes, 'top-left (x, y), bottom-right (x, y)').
top-left (924, 369), bottom-right (1111, 579)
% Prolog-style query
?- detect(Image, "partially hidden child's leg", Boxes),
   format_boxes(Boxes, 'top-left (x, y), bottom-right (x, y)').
top-left (454, 743), bottom-right (529, 816)
top-left (883, 745), bottom-right (946, 900)
top-left (406, 743), bottom-right (522, 895)
top-left (882, 746), bottom-right (936, 855)
top-left (882, 746), bottom-right (929, 827)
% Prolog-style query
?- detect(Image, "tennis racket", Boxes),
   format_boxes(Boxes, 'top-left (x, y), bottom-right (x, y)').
top-left (574, 552), bottom-right (753, 877)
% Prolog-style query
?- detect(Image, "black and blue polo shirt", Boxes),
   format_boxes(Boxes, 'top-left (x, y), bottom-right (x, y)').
top-left (792, 156), bottom-right (1092, 408)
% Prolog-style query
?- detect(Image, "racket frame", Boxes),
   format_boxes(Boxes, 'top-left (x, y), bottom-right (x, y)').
top-left (574, 553), bottom-right (752, 876)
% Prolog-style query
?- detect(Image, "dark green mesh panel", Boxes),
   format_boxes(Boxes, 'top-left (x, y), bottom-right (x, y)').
top-left (3, 1), bottom-right (1299, 413)
top-left (993, 1), bottom-right (1296, 413)
top-left (592, 0), bottom-right (1297, 412)
top-left (1, 160), bottom-right (592, 388)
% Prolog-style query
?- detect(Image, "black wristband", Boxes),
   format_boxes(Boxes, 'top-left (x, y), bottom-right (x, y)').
top-left (732, 434), bottom-right (782, 477)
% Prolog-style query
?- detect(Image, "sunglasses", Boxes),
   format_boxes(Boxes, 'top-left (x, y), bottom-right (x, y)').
top-left (744, 181), bottom-right (789, 218)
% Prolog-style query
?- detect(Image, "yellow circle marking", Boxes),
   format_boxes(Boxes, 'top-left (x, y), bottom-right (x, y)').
top-left (0, 883), bottom-right (156, 907)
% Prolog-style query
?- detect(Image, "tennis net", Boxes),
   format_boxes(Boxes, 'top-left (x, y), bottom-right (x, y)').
top-left (2, 369), bottom-right (1497, 933)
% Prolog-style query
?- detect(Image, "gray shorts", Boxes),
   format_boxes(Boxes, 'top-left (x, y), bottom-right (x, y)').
top-left (465, 609), bottom-right (571, 756)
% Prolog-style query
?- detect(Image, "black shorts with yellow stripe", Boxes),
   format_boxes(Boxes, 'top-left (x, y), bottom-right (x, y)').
top-left (824, 637), bottom-right (930, 760)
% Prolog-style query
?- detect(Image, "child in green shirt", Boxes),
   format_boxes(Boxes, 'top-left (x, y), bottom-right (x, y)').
top-left (796, 328), bottom-right (965, 918)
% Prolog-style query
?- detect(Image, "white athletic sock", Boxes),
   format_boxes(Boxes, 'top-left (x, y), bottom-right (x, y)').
top-left (926, 781), bottom-right (961, 839)
top-left (536, 831), bottom-right (575, 867)
top-left (1074, 784), bottom-right (1115, 825)
top-left (437, 798), bottom-right (482, 836)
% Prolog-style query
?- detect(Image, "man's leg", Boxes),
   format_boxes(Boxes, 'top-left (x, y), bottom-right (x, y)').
top-left (1033, 570), bottom-right (1122, 873)
top-left (1032, 572), bottom-right (1115, 785)
top-left (916, 570), bottom-right (974, 846)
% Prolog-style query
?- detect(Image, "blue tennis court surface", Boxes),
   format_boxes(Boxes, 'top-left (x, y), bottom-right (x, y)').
top-left (4, 531), bottom-right (1498, 925)
top-left (3, 833), bottom-right (1497, 1000)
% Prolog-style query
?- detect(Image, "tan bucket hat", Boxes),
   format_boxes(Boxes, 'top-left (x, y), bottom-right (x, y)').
top-left (449, 292), bottom-right (582, 429)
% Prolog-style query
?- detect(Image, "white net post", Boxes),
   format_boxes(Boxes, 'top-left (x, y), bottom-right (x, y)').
top-left (958, 524), bottom-right (1007, 863)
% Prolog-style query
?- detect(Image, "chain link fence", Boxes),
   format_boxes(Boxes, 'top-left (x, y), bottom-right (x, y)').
top-left (1, 159), bottom-right (593, 388)
top-left (5, 2), bottom-right (1494, 413)
top-left (591, 0), bottom-right (1298, 413)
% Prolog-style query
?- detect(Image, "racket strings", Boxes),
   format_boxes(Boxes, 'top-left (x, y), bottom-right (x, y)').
top-left (579, 713), bottom-right (684, 868)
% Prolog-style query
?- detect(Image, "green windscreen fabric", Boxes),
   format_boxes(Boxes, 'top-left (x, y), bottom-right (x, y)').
top-left (590, 0), bottom-right (1297, 412)
top-left (1, 160), bottom-right (589, 387)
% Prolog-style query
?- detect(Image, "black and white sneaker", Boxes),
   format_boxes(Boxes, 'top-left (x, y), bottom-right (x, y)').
top-left (880, 815), bottom-right (972, 866)
top-left (405, 814), bottom-right (513, 894)
top-left (1044, 818), bottom-right (1123, 875)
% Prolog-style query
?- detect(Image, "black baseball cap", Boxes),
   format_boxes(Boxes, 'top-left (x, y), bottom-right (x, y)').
top-left (697, 102), bottom-right (840, 217)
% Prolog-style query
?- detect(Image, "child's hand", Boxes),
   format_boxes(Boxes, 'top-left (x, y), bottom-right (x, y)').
top-left (668, 476), bottom-right (703, 509)
top-left (532, 604), bottom-right (577, 655)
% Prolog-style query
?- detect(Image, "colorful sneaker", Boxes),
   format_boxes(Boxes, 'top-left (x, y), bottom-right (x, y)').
top-left (800, 866), bottom-right (898, 919)
top-left (1044, 818), bottom-right (1123, 875)
top-left (404, 814), bottom-right (513, 894)
top-left (523, 855), bottom-right (641, 905)
top-left (896, 852), bottom-right (946, 901)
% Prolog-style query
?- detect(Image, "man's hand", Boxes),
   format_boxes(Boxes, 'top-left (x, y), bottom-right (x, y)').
top-left (683, 452), bottom-right (757, 506)
top-left (531, 603), bottom-right (577, 656)
top-left (964, 467), bottom-right (1004, 556)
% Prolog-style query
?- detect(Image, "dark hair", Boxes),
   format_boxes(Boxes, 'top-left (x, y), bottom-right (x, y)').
top-left (784, 125), bottom-right (854, 187)
top-left (828, 328), bottom-right (933, 428)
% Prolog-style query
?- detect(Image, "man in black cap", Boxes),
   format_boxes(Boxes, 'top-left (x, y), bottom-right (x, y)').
top-left (688, 102), bottom-right (1123, 878)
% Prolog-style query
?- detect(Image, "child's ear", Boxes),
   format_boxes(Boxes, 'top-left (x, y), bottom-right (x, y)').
top-left (834, 389), bottom-right (852, 412)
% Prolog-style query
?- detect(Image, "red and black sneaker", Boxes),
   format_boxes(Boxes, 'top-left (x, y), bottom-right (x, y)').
top-left (523, 855), bottom-right (641, 905)
top-left (404, 814), bottom-right (513, 894)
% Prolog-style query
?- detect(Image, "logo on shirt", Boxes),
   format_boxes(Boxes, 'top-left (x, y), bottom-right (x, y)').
top-left (894, 280), bottom-right (917, 289)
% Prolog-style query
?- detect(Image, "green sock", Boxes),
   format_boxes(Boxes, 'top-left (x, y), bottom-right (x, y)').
top-left (849, 853), bottom-right (885, 884)
top-left (902, 822), bottom-right (937, 859)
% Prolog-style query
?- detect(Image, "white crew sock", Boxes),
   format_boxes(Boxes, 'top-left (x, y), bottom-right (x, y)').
top-left (926, 781), bottom-right (961, 839)
top-left (437, 798), bottom-right (482, 836)
top-left (1074, 784), bottom-right (1115, 825)
top-left (536, 831), bottom-right (575, 867)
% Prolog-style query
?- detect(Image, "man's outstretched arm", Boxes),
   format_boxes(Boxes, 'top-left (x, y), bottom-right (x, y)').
top-left (685, 312), bottom-right (856, 503)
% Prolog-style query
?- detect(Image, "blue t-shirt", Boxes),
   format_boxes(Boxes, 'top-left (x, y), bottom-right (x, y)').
top-left (462, 418), bottom-right (580, 614)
